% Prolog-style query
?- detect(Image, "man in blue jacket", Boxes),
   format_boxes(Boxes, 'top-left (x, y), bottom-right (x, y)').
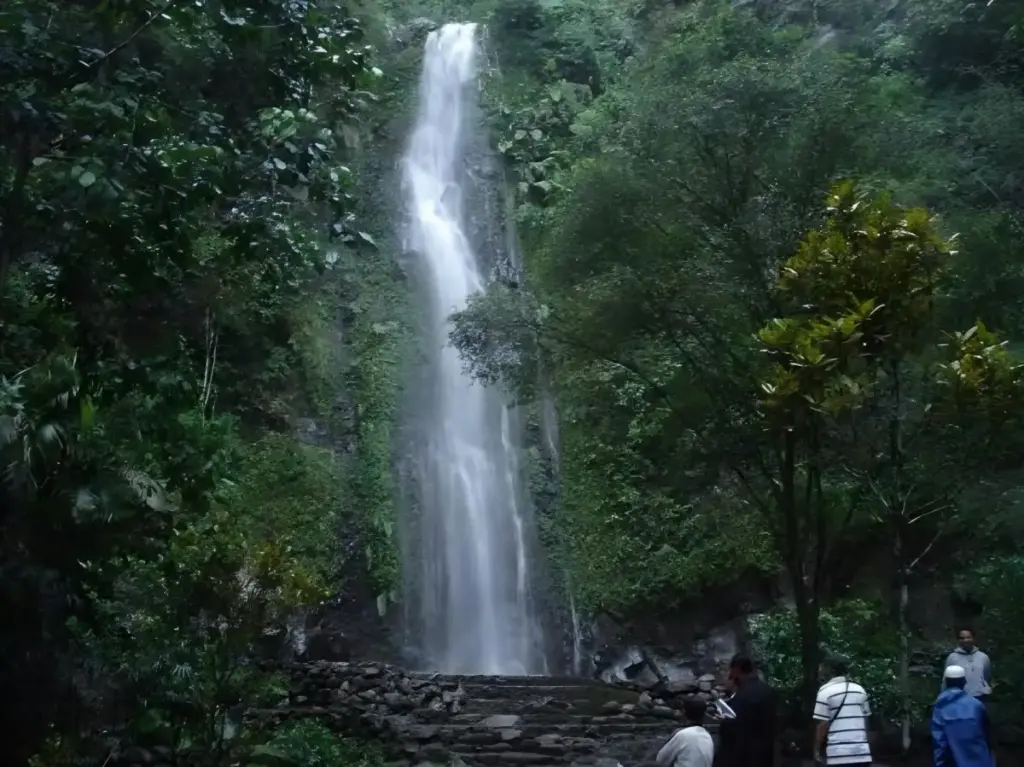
top-left (931, 665), bottom-right (995, 767)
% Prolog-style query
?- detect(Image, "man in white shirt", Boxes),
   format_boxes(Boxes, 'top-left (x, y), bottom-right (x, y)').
top-left (812, 656), bottom-right (872, 766)
top-left (656, 696), bottom-right (715, 767)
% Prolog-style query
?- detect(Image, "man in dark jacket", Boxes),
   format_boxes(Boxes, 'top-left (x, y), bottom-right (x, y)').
top-left (716, 654), bottom-right (777, 767)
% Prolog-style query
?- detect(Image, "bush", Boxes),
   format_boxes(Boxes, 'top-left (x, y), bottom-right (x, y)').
top-left (962, 554), bottom-right (1024, 737)
top-left (251, 720), bottom-right (385, 767)
top-left (749, 599), bottom-right (902, 722)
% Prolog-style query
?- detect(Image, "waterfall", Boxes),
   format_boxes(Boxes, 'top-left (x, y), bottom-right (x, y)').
top-left (400, 22), bottom-right (547, 676)
top-left (569, 590), bottom-right (585, 676)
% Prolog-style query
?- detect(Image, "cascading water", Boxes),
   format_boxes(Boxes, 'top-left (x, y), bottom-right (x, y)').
top-left (400, 22), bottom-right (547, 675)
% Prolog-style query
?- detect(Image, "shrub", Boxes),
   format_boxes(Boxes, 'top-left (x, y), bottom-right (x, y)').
top-left (250, 720), bottom-right (385, 767)
top-left (749, 599), bottom-right (902, 721)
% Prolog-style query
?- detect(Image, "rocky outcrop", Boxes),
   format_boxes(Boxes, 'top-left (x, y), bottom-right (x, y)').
top-left (591, 616), bottom-right (748, 690)
top-left (245, 661), bottom-right (727, 766)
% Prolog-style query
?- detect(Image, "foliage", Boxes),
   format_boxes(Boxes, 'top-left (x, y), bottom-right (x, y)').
top-left (337, 162), bottom-right (416, 599)
top-left (251, 719), bottom-right (386, 767)
top-left (961, 555), bottom-right (1024, 735)
top-left (0, 0), bottom-right (380, 761)
top-left (343, 305), bottom-right (405, 598)
top-left (458, 2), bottom-right (920, 616)
top-left (75, 496), bottom-right (330, 761)
top-left (749, 600), bottom-right (909, 723)
top-left (223, 434), bottom-right (345, 579)
top-left (461, 0), bottom-right (1024, 737)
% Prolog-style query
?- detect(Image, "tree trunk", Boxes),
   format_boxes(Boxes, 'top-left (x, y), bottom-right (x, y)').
top-left (896, 529), bottom-right (911, 754)
top-left (796, 589), bottom-right (821, 752)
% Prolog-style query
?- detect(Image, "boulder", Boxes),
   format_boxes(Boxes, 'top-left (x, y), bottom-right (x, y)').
top-left (303, 627), bottom-right (351, 662)
top-left (478, 714), bottom-right (522, 729)
top-left (393, 18), bottom-right (438, 48)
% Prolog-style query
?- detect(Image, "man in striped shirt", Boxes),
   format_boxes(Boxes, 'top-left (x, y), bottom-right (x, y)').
top-left (812, 656), bottom-right (872, 766)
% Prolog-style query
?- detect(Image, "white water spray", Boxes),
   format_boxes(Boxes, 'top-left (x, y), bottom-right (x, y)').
top-left (401, 22), bottom-right (546, 675)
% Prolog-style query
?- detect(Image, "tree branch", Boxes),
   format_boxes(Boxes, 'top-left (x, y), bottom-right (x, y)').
top-left (91, 0), bottom-right (181, 69)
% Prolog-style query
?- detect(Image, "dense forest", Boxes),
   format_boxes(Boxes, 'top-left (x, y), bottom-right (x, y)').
top-left (4, 0), bottom-right (1024, 764)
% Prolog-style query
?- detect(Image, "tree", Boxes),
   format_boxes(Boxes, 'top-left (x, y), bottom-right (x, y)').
top-left (758, 182), bottom-right (1024, 744)
top-left (0, 0), bottom-right (378, 759)
top-left (757, 183), bottom-right (946, 738)
top-left (455, 1), bottom-right (905, 616)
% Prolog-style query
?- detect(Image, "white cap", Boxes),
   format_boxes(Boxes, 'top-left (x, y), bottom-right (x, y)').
top-left (944, 665), bottom-right (967, 680)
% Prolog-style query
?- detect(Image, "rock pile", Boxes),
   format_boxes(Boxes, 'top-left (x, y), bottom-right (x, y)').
top-left (105, 661), bottom-right (729, 767)
top-left (244, 661), bottom-right (722, 766)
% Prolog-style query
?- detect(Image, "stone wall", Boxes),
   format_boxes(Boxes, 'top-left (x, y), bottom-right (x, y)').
top-left (107, 660), bottom-right (734, 767)
top-left (246, 661), bottom-right (716, 766)
top-left (247, 660), bottom-right (469, 735)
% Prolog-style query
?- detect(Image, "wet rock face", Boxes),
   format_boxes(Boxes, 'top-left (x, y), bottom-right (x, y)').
top-left (392, 18), bottom-right (439, 49)
top-left (303, 625), bottom-right (352, 662)
top-left (594, 622), bottom-right (741, 691)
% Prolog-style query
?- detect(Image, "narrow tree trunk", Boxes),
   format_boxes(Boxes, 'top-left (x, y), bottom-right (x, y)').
top-left (796, 590), bottom-right (821, 752)
top-left (895, 520), bottom-right (912, 754)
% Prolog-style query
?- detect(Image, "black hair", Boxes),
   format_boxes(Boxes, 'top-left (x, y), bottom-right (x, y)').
top-left (957, 627), bottom-right (975, 637)
top-left (682, 696), bottom-right (706, 725)
top-left (822, 655), bottom-right (850, 677)
top-left (729, 654), bottom-right (755, 674)
top-left (945, 676), bottom-right (967, 690)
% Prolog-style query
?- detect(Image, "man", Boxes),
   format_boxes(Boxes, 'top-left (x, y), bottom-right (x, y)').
top-left (716, 654), bottom-right (776, 767)
top-left (931, 665), bottom-right (995, 767)
top-left (657, 696), bottom-right (715, 767)
top-left (944, 628), bottom-right (992, 704)
top-left (813, 656), bottom-right (872, 766)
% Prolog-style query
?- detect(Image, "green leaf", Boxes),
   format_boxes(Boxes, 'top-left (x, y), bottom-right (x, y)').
top-left (249, 744), bottom-right (293, 765)
top-left (78, 171), bottom-right (96, 188)
top-left (79, 396), bottom-right (95, 431)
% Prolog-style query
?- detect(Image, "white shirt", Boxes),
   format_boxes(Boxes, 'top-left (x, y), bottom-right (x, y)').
top-left (655, 725), bottom-right (715, 767)
top-left (813, 677), bottom-right (872, 765)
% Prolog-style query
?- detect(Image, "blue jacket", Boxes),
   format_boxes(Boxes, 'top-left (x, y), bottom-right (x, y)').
top-left (931, 688), bottom-right (994, 767)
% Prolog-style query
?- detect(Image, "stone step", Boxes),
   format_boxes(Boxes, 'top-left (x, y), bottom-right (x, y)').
top-left (409, 674), bottom-right (591, 687)
top-left (459, 683), bottom-right (637, 702)
top-left (448, 712), bottom-right (694, 728)
top-left (457, 700), bottom-right (653, 718)
top-left (448, 712), bottom-right (679, 729)
top-left (256, 662), bottom-right (722, 767)
top-left (450, 753), bottom-right (568, 766)
top-left (404, 721), bottom-right (679, 738)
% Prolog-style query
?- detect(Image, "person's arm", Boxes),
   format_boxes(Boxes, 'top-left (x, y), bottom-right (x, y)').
top-left (812, 690), bottom-right (830, 761)
top-left (716, 693), bottom-right (746, 762)
top-left (983, 652), bottom-right (992, 684)
top-left (931, 708), bottom-right (948, 767)
top-left (861, 694), bottom-right (874, 745)
top-left (656, 729), bottom-right (686, 767)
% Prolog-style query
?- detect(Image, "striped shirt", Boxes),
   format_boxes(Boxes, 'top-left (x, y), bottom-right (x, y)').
top-left (813, 677), bottom-right (872, 765)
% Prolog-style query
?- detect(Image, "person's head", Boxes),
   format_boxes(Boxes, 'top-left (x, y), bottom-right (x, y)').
top-left (957, 627), bottom-right (976, 652)
top-left (819, 655), bottom-right (850, 681)
top-left (944, 664), bottom-right (967, 690)
top-left (682, 696), bottom-right (706, 726)
top-left (728, 654), bottom-right (756, 688)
